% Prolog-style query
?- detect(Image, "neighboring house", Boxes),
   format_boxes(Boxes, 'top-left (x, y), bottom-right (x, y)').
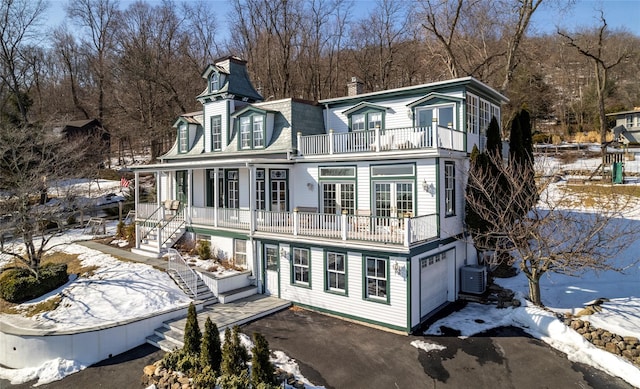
top-left (131, 55), bottom-right (508, 333)
top-left (54, 118), bottom-right (111, 158)
top-left (608, 108), bottom-right (640, 144)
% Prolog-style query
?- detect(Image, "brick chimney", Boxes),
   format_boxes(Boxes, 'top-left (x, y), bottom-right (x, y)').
top-left (347, 77), bottom-right (363, 96)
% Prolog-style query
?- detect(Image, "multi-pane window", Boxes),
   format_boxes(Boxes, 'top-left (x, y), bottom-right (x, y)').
top-left (227, 170), bottom-right (239, 208)
top-left (479, 100), bottom-right (491, 134)
top-left (366, 257), bottom-right (387, 300)
top-left (211, 115), bottom-right (222, 151)
top-left (178, 125), bottom-right (188, 153)
top-left (238, 114), bottom-right (265, 149)
top-left (321, 183), bottom-right (355, 215)
top-left (627, 115), bottom-right (635, 128)
top-left (293, 248), bottom-right (310, 285)
top-left (445, 162), bottom-right (455, 216)
top-left (210, 72), bottom-right (220, 92)
top-left (466, 94), bottom-right (479, 134)
top-left (368, 112), bottom-right (382, 130)
top-left (270, 170), bottom-right (287, 212)
top-left (253, 118), bottom-right (264, 147)
top-left (326, 252), bottom-right (346, 292)
top-left (234, 239), bottom-right (247, 268)
top-left (352, 113), bottom-right (365, 131)
top-left (240, 117), bottom-right (251, 149)
top-left (265, 245), bottom-right (278, 271)
top-left (256, 169), bottom-right (266, 210)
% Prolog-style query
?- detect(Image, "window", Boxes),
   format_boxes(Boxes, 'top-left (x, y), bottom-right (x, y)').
top-left (326, 252), bottom-right (346, 292)
top-left (350, 110), bottom-right (384, 131)
top-left (627, 115), bottom-right (634, 128)
top-left (234, 239), bottom-right (247, 268)
top-left (265, 245), bottom-right (278, 271)
top-left (178, 124), bottom-right (188, 153)
top-left (211, 116), bottom-right (222, 151)
top-left (479, 99), bottom-right (491, 134)
top-left (352, 113), bottom-right (365, 131)
top-left (445, 162), bottom-right (455, 216)
top-left (466, 94), bottom-right (479, 134)
top-left (366, 257), bottom-right (387, 300)
top-left (227, 170), bottom-right (239, 208)
top-left (210, 72), bottom-right (220, 92)
top-left (256, 169), bottom-right (266, 210)
top-left (368, 112), bottom-right (382, 130)
top-left (293, 248), bottom-right (310, 285)
top-left (270, 169), bottom-right (287, 212)
top-left (238, 114), bottom-right (265, 149)
top-left (321, 183), bottom-right (354, 215)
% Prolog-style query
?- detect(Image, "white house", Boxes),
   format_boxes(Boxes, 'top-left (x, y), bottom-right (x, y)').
top-left (131, 56), bottom-right (508, 333)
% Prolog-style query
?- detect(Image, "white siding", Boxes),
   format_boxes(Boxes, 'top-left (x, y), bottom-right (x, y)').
top-left (290, 165), bottom-right (318, 209)
top-left (415, 160), bottom-right (437, 215)
top-left (278, 246), bottom-right (408, 330)
top-left (192, 170), bottom-right (205, 207)
top-left (202, 100), bottom-right (231, 152)
top-left (440, 158), bottom-right (466, 239)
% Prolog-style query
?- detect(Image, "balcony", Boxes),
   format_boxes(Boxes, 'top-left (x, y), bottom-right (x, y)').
top-left (297, 125), bottom-right (464, 156)
top-left (138, 203), bottom-right (439, 247)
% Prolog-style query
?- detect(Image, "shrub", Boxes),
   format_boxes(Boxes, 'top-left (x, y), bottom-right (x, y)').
top-left (532, 133), bottom-right (551, 144)
top-left (0, 263), bottom-right (68, 303)
top-left (183, 303), bottom-right (201, 355)
top-left (221, 326), bottom-right (248, 377)
top-left (217, 371), bottom-right (251, 389)
top-left (116, 221), bottom-right (125, 239)
top-left (251, 332), bottom-right (276, 387)
top-left (125, 223), bottom-right (136, 245)
top-left (196, 240), bottom-right (212, 260)
top-left (192, 365), bottom-right (217, 389)
top-left (201, 317), bottom-right (222, 374)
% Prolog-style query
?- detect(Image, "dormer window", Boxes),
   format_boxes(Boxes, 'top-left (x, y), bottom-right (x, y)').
top-left (349, 110), bottom-right (384, 131)
top-left (178, 124), bottom-right (188, 153)
top-left (239, 114), bottom-right (265, 149)
top-left (210, 72), bottom-right (220, 92)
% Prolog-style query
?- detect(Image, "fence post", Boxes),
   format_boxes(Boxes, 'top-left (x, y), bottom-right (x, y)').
top-left (404, 214), bottom-right (411, 247)
top-left (329, 129), bottom-right (334, 155)
top-left (297, 131), bottom-right (302, 156)
top-left (293, 208), bottom-right (299, 236)
top-left (375, 125), bottom-right (381, 152)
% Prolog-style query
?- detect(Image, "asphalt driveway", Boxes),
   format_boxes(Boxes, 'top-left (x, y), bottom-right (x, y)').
top-left (2, 307), bottom-right (633, 388)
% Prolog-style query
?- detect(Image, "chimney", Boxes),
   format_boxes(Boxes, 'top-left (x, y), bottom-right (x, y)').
top-left (347, 77), bottom-right (363, 96)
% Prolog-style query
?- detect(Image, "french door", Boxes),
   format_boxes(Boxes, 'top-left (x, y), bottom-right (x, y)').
top-left (321, 182), bottom-right (355, 215)
top-left (416, 104), bottom-right (455, 128)
top-left (373, 182), bottom-right (414, 218)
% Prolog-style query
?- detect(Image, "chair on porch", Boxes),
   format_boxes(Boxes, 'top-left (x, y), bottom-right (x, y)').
top-left (353, 209), bottom-right (371, 233)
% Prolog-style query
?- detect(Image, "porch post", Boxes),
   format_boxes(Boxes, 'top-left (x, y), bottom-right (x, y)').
top-left (156, 171), bottom-right (162, 209)
top-left (249, 164), bottom-right (256, 233)
top-left (187, 169), bottom-right (193, 224)
top-left (341, 210), bottom-right (348, 240)
top-left (134, 171), bottom-right (140, 249)
top-left (404, 214), bottom-right (411, 247)
top-left (293, 208), bottom-right (299, 236)
top-left (213, 169), bottom-right (219, 228)
top-left (329, 129), bottom-right (334, 155)
top-left (432, 117), bottom-right (438, 148)
top-left (297, 131), bottom-right (302, 156)
top-left (375, 125), bottom-right (381, 152)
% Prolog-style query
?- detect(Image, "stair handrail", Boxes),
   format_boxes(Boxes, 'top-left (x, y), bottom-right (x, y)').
top-left (166, 248), bottom-right (198, 300)
top-left (138, 205), bottom-right (164, 243)
top-left (161, 209), bottom-right (185, 247)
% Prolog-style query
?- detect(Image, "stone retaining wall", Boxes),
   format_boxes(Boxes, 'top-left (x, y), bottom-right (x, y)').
top-left (565, 318), bottom-right (640, 367)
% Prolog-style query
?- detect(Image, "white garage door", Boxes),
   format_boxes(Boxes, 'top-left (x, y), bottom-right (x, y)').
top-left (420, 252), bottom-right (449, 316)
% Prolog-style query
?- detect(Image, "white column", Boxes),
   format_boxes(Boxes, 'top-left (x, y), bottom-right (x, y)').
top-left (187, 169), bottom-right (193, 223)
top-left (248, 165), bottom-right (256, 233)
top-left (213, 169), bottom-right (219, 228)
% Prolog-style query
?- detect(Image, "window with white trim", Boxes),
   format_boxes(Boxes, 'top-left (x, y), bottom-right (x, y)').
top-left (479, 99), bottom-right (491, 135)
top-left (293, 247), bottom-right (310, 285)
top-left (178, 124), bottom-right (188, 153)
top-left (227, 170), bottom-right (239, 208)
top-left (445, 162), bottom-right (455, 216)
top-left (352, 113), bottom-right (365, 131)
top-left (238, 114), bottom-right (265, 149)
top-left (326, 252), bottom-right (346, 292)
top-left (256, 169), bottom-right (266, 210)
top-left (466, 94), bottom-right (479, 134)
top-left (366, 257), bottom-right (387, 300)
top-left (368, 112), bottom-right (382, 130)
top-left (234, 239), bottom-right (247, 268)
top-left (210, 72), bottom-right (220, 92)
top-left (211, 115), bottom-right (222, 151)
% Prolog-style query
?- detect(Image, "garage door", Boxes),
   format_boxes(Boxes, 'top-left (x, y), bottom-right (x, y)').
top-left (420, 252), bottom-right (449, 316)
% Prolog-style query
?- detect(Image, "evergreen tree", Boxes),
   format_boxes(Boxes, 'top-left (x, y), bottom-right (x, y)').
top-left (251, 332), bottom-right (276, 387)
top-left (486, 116), bottom-right (502, 158)
top-left (509, 112), bottom-right (525, 164)
top-left (200, 317), bottom-right (222, 374)
top-left (221, 326), bottom-right (248, 377)
top-left (183, 302), bottom-right (201, 355)
top-left (509, 108), bottom-right (537, 219)
top-left (519, 108), bottom-right (533, 161)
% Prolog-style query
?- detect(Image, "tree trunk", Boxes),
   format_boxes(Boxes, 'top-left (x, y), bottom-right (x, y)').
top-left (527, 276), bottom-right (542, 306)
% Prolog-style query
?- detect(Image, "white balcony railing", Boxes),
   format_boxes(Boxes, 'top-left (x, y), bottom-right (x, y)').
top-left (297, 126), bottom-right (464, 156)
top-left (152, 205), bottom-right (439, 247)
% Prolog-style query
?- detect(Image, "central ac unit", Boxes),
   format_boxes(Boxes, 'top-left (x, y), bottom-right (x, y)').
top-left (460, 265), bottom-right (487, 294)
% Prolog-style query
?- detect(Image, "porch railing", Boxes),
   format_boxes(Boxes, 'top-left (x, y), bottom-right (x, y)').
top-left (182, 206), bottom-right (439, 246)
top-left (166, 248), bottom-right (198, 299)
top-left (297, 125), bottom-right (465, 156)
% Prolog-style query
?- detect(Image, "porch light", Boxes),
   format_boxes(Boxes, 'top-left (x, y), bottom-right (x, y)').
top-left (423, 179), bottom-right (436, 196)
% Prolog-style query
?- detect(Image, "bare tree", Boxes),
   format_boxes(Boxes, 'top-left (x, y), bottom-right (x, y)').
top-left (558, 13), bottom-right (633, 145)
top-left (0, 123), bottom-right (93, 277)
top-left (0, 0), bottom-right (47, 124)
top-left (465, 152), bottom-right (638, 305)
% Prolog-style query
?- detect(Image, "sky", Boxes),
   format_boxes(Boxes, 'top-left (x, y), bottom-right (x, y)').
top-left (44, 0), bottom-right (640, 39)
top-left (0, 163), bottom-right (639, 387)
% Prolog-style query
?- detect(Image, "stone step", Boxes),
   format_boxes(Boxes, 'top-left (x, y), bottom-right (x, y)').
top-left (218, 285), bottom-right (257, 304)
top-left (146, 333), bottom-right (181, 353)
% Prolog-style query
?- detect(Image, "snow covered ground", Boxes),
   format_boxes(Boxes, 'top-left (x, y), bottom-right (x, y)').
top-left (1, 162), bottom-right (640, 387)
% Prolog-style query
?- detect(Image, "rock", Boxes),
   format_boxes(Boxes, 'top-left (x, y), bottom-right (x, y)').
top-left (583, 332), bottom-right (592, 341)
top-left (624, 336), bottom-right (639, 345)
top-left (605, 342), bottom-right (621, 355)
top-left (576, 307), bottom-right (594, 316)
top-left (570, 320), bottom-right (584, 330)
top-left (511, 299), bottom-right (521, 307)
top-left (144, 365), bottom-right (157, 376)
top-left (622, 349), bottom-right (634, 359)
top-left (293, 381), bottom-right (306, 389)
top-left (576, 327), bottom-right (586, 335)
top-left (177, 376), bottom-right (190, 385)
top-left (617, 341), bottom-right (626, 351)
